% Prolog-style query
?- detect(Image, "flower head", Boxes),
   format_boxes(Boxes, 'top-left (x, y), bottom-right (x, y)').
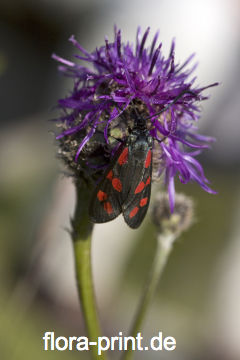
top-left (53, 27), bottom-right (218, 211)
top-left (151, 192), bottom-right (194, 237)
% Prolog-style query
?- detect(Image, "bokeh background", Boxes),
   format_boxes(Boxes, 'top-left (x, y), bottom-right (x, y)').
top-left (1, 0), bottom-right (240, 359)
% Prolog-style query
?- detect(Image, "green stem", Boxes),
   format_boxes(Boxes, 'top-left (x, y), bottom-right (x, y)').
top-left (122, 233), bottom-right (176, 360)
top-left (72, 181), bottom-right (107, 360)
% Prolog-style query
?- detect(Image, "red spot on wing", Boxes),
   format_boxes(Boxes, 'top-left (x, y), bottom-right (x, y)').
top-left (104, 201), bottom-right (113, 214)
top-left (112, 178), bottom-right (122, 192)
top-left (145, 176), bottom-right (151, 186)
top-left (140, 197), bottom-right (148, 207)
top-left (135, 181), bottom-right (145, 194)
top-left (97, 190), bottom-right (108, 202)
top-left (145, 150), bottom-right (152, 168)
top-left (129, 207), bottom-right (139, 218)
top-left (118, 147), bottom-right (129, 165)
top-left (107, 170), bottom-right (113, 180)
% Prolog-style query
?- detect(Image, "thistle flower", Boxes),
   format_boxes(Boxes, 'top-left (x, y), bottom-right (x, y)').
top-left (53, 27), bottom-right (218, 211)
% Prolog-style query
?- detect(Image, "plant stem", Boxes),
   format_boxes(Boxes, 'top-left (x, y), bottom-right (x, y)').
top-left (122, 233), bottom-right (176, 360)
top-left (72, 181), bottom-right (107, 360)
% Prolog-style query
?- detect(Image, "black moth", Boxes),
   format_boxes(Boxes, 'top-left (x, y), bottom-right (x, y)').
top-left (89, 90), bottom-right (195, 229)
top-left (89, 112), bottom-right (153, 229)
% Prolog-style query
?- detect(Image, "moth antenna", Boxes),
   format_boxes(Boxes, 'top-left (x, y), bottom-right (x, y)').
top-left (145, 89), bottom-right (197, 121)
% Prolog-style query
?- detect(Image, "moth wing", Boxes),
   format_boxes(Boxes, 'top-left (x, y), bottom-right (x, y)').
top-left (89, 144), bottom-right (131, 224)
top-left (123, 175), bottom-right (151, 229)
top-left (89, 176), bottom-right (122, 223)
top-left (123, 150), bottom-right (152, 229)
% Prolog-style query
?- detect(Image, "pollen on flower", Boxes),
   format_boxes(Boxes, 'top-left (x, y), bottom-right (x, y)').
top-left (53, 26), bottom-right (218, 209)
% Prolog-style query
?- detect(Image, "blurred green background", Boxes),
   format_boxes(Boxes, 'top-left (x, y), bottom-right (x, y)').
top-left (1, 1), bottom-right (240, 359)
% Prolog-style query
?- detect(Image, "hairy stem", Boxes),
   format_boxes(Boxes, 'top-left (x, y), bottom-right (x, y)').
top-left (122, 233), bottom-right (176, 360)
top-left (72, 181), bottom-right (107, 360)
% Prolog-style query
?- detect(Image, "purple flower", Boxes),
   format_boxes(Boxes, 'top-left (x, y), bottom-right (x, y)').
top-left (53, 27), bottom-right (218, 211)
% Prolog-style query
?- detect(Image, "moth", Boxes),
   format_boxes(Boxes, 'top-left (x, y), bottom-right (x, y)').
top-left (89, 90), bottom-right (194, 228)
top-left (89, 113), bottom-right (152, 228)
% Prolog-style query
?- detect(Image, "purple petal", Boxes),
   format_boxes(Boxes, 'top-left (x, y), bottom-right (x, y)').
top-left (150, 30), bottom-right (160, 58)
top-left (75, 124), bottom-right (97, 161)
top-left (52, 54), bottom-right (75, 67)
top-left (171, 135), bottom-right (210, 149)
top-left (139, 27), bottom-right (150, 58)
top-left (148, 43), bottom-right (162, 76)
top-left (69, 35), bottom-right (93, 58)
top-left (167, 169), bottom-right (176, 213)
